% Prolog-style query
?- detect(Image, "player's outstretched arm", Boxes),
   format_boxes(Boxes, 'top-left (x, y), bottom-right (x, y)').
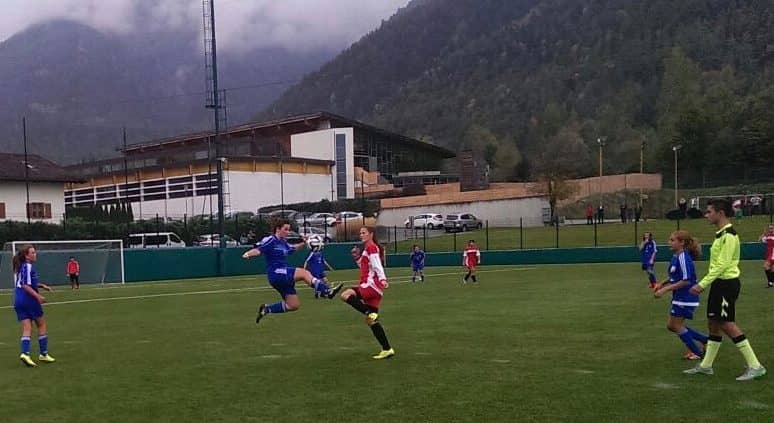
top-left (242, 248), bottom-right (261, 259)
top-left (39, 283), bottom-right (54, 292)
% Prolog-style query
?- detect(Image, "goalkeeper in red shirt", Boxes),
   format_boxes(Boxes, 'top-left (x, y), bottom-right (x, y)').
top-left (67, 257), bottom-right (80, 290)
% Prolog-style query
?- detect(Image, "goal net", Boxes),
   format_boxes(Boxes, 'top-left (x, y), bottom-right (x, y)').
top-left (0, 240), bottom-right (125, 289)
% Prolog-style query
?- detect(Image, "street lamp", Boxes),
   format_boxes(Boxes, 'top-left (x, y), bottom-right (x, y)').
top-left (639, 140), bottom-right (645, 208)
top-left (597, 137), bottom-right (606, 208)
top-left (672, 144), bottom-right (682, 208)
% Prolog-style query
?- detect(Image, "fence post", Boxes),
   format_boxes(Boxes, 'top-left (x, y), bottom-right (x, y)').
top-left (676, 217), bottom-right (680, 231)
top-left (519, 217), bottom-right (524, 250)
top-left (344, 217), bottom-right (348, 242)
top-left (423, 225), bottom-right (427, 252)
top-left (555, 219), bottom-right (559, 248)
top-left (486, 220), bottom-right (489, 250)
top-left (393, 225), bottom-right (397, 254)
top-left (634, 219), bottom-right (638, 246)
top-left (453, 229), bottom-right (457, 251)
top-left (156, 213), bottom-right (160, 248)
top-left (593, 219), bottom-right (598, 247)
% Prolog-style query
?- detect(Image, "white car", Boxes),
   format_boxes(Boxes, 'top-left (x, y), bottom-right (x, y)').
top-left (404, 213), bottom-right (444, 229)
top-left (296, 212), bottom-right (336, 227)
top-left (334, 211), bottom-right (364, 226)
top-left (195, 234), bottom-right (239, 247)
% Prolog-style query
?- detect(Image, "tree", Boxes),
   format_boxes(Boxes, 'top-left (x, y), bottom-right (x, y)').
top-left (463, 125), bottom-right (523, 181)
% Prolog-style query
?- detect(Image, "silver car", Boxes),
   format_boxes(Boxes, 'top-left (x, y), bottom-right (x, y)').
top-left (443, 213), bottom-right (483, 232)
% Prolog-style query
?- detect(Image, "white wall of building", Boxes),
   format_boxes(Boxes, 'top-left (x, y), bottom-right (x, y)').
top-left (291, 128), bottom-right (354, 199)
top-left (377, 197), bottom-right (550, 228)
top-left (0, 181), bottom-right (65, 223)
top-left (129, 171), bottom-right (333, 220)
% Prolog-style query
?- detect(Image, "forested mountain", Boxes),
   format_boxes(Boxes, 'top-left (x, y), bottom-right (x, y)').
top-left (0, 20), bottom-right (332, 163)
top-left (262, 0), bottom-right (774, 186)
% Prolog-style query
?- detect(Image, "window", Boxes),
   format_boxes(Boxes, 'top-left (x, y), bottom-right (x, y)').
top-left (27, 203), bottom-right (52, 219)
top-left (0, 202), bottom-right (5, 218)
top-left (335, 134), bottom-right (347, 198)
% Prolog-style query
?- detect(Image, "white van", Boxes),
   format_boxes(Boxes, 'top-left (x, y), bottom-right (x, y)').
top-left (128, 232), bottom-right (186, 248)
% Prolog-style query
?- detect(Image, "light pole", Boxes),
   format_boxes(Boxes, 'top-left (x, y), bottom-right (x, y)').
top-left (672, 144), bottom-right (682, 208)
top-left (639, 140), bottom-right (645, 208)
top-left (597, 137), bottom-right (606, 208)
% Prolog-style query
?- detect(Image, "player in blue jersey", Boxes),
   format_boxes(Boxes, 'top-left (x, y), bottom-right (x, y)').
top-left (304, 246), bottom-right (334, 298)
top-left (242, 219), bottom-right (343, 324)
top-left (13, 245), bottom-right (56, 367)
top-left (639, 232), bottom-right (658, 290)
top-left (653, 231), bottom-right (708, 360)
top-left (410, 245), bottom-right (425, 283)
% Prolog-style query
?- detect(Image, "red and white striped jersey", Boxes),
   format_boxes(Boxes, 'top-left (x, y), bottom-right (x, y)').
top-left (359, 241), bottom-right (387, 294)
top-left (762, 234), bottom-right (774, 261)
top-left (463, 247), bottom-right (480, 267)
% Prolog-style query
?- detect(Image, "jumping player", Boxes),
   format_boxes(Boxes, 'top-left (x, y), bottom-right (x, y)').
top-left (760, 225), bottom-right (774, 288)
top-left (340, 227), bottom-right (395, 359)
top-left (304, 246), bottom-right (334, 298)
top-left (67, 256), bottom-right (80, 290)
top-left (242, 219), bottom-right (343, 324)
top-left (653, 231), bottom-right (708, 360)
top-left (410, 245), bottom-right (425, 283)
top-left (639, 232), bottom-right (658, 290)
top-left (462, 239), bottom-right (480, 284)
top-left (13, 245), bottom-right (56, 367)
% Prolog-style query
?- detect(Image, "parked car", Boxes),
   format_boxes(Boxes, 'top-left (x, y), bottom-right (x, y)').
top-left (128, 232), bottom-right (186, 248)
top-left (195, 233), bottom-right (239, 247)
top-left (404, 213), bottom-right (444, 229)
top-left (286, 231), bottom-right (304, 245)
top-left (297, 227), bottom-right (334, 243)
top-left (443, 213), bottom-right (483, 232)
top-left (225, 210), bottom-right (255, 219)
top-left (264, 209), bottom-right (298, 221)
top-left (297, 212), bottom-right (336, 227)
top-left (334, 211), bottom-right (364, 226)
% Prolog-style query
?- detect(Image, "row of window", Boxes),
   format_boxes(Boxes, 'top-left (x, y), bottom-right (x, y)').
top-left (0, 202), bottom-right (53, 219)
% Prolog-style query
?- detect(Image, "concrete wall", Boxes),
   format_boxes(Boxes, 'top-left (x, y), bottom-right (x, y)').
top-left (291, 128), bottom-right (355, 199)
top-left (0, 181), bottom-right (65, 223)
top-left (377, 196), bottom-right (549, 227)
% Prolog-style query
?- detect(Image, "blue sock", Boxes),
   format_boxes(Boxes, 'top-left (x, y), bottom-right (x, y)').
top-left (21, 336), bottom-right (31, 355)
top-left (685, 327), bottom-right (708, 344)
top-left (412, 276), bottom-right (416, 283)
top-left (266, 302), bottom-right (287, 314)
top-left (39, 335), bottom-right (48, 355)
top-left (312, 278), bottom-right (329, 294)
top-left (648, 272), bottom-right (657, 283)
top-left (678, 329), bottom-right (703, 356)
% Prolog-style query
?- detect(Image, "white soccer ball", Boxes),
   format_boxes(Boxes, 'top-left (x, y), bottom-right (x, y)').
top-left (306, 234), bottom-right (325, 250)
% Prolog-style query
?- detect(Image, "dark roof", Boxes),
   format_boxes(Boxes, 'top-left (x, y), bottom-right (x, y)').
top-left (122, 111), bottom-right (456, 158)
top-left (0, 153), bottom-right (80, 183)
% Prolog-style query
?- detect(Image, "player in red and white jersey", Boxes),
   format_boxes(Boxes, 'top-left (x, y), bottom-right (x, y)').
top-left (462, 239), bottom-right (481, 284)
top-left (760, 225), bottom-right (774, 288)
top-left (339, 226), bottom-right (395, 360)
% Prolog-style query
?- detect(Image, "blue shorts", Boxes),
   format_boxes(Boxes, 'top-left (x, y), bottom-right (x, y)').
top-left (267, 267), bottom-right (297, 298)
top-left (310, 270), bottom-right (327, 280)
top-left (670, 304), bottom-right (696, 319)
top-left (14, 302), bottom-right (43, 321)
top-left (412, 264), bottom-right (424, 271)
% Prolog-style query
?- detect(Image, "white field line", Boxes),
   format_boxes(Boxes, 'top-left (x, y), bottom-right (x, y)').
top-left (0, 267), bottom-right (534, 309)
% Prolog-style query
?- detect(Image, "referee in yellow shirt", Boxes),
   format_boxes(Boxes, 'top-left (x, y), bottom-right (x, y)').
top-left (684, 199), bottom-right (766, 380)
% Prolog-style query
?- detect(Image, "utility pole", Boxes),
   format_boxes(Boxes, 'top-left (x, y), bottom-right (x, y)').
top-left (22, 117), bottom-right (31, 229)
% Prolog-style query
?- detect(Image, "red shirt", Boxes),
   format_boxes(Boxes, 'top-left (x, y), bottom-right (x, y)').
top-left (67, 260), bottom-right (80, 274)
top-left (762, 234), bottom-right (774, 261)
top-left (359, 242), bottom-right (387, 290)
top-left (464, 247), bottom-right (480, 267)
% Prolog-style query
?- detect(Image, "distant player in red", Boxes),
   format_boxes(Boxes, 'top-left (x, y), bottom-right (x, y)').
top-left (462, 239), bottom-right (481, 284)
top-left (66, 257), bottom-right (80, 290)
top-left (339, 226), bottom-right (394, 359)
top-left (761, 225), bottom-right (774, 288)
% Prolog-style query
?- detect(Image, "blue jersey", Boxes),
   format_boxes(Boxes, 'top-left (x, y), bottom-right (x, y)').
top-left (257, 235), bottom-right (295, 273)
top-left (641, 240), bottom-right (657, 264)
top-left (410, 250), bottom-right (425, 265)
top-left (14, 262), bottom-right (39, 306)
top-left (668, 251), bottom-right (699, 307)
top-left (305, 250), bottom-right (326, 278)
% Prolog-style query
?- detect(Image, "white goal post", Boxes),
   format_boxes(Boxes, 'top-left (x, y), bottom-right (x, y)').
top-left (1, 239), bottom-right (125, 286)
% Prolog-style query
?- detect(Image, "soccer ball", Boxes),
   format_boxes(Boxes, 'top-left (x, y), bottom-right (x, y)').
top-left (306, 234), bottom-right (325, 250)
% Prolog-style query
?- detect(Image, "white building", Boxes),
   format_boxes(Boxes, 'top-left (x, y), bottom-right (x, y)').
top-left (0, 153), bottom-right (74, 223)
top-left (65, 112), bottom-right (454, 220)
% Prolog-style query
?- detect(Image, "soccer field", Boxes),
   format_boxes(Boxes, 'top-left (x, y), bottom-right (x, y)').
top-left (1, 262), bottom-right (771, 422)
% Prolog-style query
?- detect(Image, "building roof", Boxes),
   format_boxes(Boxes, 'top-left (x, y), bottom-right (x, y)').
top-left (0, 153), bottom-right (79, 183)
top-left (122, 111), bottom-right (456, 158)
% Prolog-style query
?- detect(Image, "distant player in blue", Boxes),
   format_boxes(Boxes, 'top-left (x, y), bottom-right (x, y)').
top-left (13, 244), bottom-right (56, 367)
top-left (242, 219), bottom-right (343, 324)
top-left (653, 230), bottom-right (708, 360)
top-left (304, 246), bottom-right (334, 298)
top-left (410, 245), bottom-right (425, 283)
top-left (639, 232), bottom-right (658, 290)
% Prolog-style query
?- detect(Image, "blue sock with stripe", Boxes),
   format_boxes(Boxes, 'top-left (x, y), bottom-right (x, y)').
top-left (647, 272), bottom-right (657, 284)
top-left (21, 336), bottom-right (31, 355)
top-left (678, 329), bottom-right (704, 356)
top-left (685, 327), bottom-right (708, 344)
top-left (266, 302), bottom-right (287, 314)
top-left (312, 278), bottom-right (329, 295)
top-left (39, 335), bottom-right (48, 355)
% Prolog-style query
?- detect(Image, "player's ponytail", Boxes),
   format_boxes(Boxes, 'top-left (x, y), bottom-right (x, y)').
top-left (12, 245), bottom-right (33, 273)
top-left (673, 230), bottom-right (701, 260)
top-left (363, 226), bottom-right (386, 265)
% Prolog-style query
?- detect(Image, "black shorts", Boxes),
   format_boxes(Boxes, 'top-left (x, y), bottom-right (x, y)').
top-left (69, 274), bottom-right (79, 283)
top-left (706, 278), bottom-right (740, 322)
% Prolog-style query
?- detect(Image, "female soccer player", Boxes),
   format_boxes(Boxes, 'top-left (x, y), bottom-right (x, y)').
top-left (653, 231), bottom-right (708, 360)
top-left (759, 225), bottom-right (774, 288)
top-left (304, 246), bottom-right (334, 299)
top-left (410, 244), bottom-right (425, 283)
top-left (340, 227), bottom-right (395, 359)
top-left (13, 245), bottom-right (55, 367)
top-left (639, 232), bottom-right (658, 290)
top-left (242, 219), bottom-right (343, 324)
top-left (67, 256), bottom-right (80, 290)
top-left (462, 239), bottom-right (480, 284)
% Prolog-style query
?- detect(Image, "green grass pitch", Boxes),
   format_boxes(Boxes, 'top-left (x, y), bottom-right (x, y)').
top-left (1, 261), bottom-right (772, 422)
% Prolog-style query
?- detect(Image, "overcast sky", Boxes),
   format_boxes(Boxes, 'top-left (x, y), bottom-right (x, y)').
top-left (0, 0), bottom-right (409, 52)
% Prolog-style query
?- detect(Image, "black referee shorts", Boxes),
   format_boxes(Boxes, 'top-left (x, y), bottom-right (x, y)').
top-left (706, 278), bottom-right (741, 322)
